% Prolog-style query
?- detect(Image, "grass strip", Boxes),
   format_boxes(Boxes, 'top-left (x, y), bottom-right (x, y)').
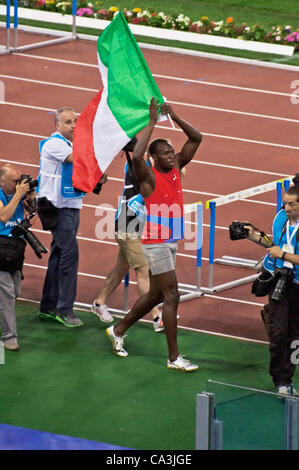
top-left (2, 16), bottom-right (299, 67)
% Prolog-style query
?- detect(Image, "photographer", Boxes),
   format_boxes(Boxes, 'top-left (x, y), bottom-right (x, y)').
top-left (0, 164), bottom-right (34, 351)
top-left (37, 106), bottom-right (108, 328)
top-left (246, 185), bottom-right (299, 397)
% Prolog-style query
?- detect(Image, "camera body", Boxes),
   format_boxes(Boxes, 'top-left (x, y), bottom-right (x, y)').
top-left (229, 221), bottom-right (250, 240)
top-left (271, 267), bottom-right (293, 302)
top-left (18, 174), bottom-right (38, 193)
top-left (11, 214), bottom-right (48, 259)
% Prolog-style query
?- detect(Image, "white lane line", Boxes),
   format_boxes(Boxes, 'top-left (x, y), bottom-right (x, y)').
top-left (18, 295), bottom-right (268, 345)
top-left (156, 73), bottom-right (294, 97)
top-left (13, 52), bottom-right (295, 98)
top-left (0, 81), bottom-right (299, 123)
top-left (3, 97), bottom-right (299, 125)
top-left (2, 101), bottom-right (56, 113)
top-left (155, 124), bottom-right (299, 150)
top-left (191, 159), bottom-right (291, 177)
top-left (0, 128), bottom-right (45, 139)
top-left (170, 100), bottom-right (299, 124)
top-left (199, 131), bottom-right (299, 150)
top-left (2, 124), bottom-right (299, 152)
top-left (2, 95), bottom-right (299, 149)
top-left (0, 74), bottom-right (97, 92)
top-left (14, 52), bottom-right (100, 68)
top-left (21, 264), bottom-right (263, 307)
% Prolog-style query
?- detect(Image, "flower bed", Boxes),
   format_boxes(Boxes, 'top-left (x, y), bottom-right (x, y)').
top-left (1, 1), bottom-right (299, 48)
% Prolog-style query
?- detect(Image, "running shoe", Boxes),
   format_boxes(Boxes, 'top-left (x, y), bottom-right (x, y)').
top-left (106, 326), bottom-right (128, 357)
top-left (277, 385), bottom-right (299, 397)
top-left (55, 312), bottom-right (83, 328)
top-left (91, 301), bottom-right (114, 323)
top-left (39, 309), bottom-right (56, 320)
top-left (153, 311), bottom-right (164, 333)
top-left (167, 354), bottom-right (198, 372)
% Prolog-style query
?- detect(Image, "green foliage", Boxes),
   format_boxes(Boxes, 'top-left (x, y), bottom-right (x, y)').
top-left (1, 0), bottom-right (299, 64)
top-left (2, 0), bottom-right (298, 46)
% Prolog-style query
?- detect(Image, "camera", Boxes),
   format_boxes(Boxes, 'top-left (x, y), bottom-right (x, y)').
top-left (18, 174), bottom-right (39, 193)
top-left (271, 267), bottom-right (293, 302)
top-left (229, 221), bottom-right (250, 240)
top-left (11, 213), bottom-right (48, 259)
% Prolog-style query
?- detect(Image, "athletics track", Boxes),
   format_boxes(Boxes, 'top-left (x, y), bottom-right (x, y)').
top-left (1, 28), bottom-right (299, 344)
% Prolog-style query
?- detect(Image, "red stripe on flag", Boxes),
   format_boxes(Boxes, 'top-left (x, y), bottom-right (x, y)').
top-left (72, 90), bottom-right (103, 193)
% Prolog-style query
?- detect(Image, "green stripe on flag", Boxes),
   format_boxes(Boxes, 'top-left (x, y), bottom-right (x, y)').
top-left (97, 12), bottom-right (164, 138)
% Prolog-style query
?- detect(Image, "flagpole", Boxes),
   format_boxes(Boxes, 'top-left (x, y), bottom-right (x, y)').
top-left (168, 113), bottom-right (176, 129)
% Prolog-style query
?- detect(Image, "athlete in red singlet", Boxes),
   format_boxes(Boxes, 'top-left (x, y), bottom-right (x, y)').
top-left (106, 98), bottom-right (202, 371)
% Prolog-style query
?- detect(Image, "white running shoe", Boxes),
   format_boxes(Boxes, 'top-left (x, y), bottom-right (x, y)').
top-left (91, 300), bottom-right (114, 323)
top-left (167, 354), bottom-right (198, 372)
top-left (106, 326), bottom-right (128, 357)
top-left (277, 385), bottom-right (299, 397)
top-left (153, 311), bottom-right (164, 333)
top-left (153, 312), bottom-right (180, 332)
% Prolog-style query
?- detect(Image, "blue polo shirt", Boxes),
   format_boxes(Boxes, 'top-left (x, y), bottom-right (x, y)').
top-left (0, 189), bottom-right (24, 236)
top-left (263, 208), bottom-right (299, 284)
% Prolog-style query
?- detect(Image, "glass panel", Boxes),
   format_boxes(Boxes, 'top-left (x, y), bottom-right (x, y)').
top-left (206, 380), bottom-right (299, 450)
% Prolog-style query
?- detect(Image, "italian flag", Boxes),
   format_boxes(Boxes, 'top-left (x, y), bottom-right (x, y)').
top-left (73, 11), bottom-right (164, 193)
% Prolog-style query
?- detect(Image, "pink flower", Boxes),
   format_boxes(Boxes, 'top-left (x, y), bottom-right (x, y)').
top-left (77, 7), bottom-right (94, 16)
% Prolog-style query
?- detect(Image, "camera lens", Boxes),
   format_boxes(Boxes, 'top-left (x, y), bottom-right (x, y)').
top-left (23, 231), bottom-right (48, 258)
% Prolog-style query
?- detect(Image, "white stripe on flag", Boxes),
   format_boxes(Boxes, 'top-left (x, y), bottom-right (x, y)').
top-left (93, 59), bottom-right (130, 172)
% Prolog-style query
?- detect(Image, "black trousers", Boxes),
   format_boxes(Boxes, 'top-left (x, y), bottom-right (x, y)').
top-left (40, 208), bottom-right (80, 316)
top-left (268, 282), bottom-right (299, 387)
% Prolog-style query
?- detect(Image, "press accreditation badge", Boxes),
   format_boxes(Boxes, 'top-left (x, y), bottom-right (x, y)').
top-left (282, 243), bottom-right (294, 269)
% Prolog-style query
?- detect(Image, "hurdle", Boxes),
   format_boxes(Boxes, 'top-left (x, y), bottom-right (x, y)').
top-left (0, 0), bottom-right (77, 55)
top-left (92, 177), bottom-right (292, 311)
top-left (204, 176), bottom-right (293, 293)
top-left (178, 202), bottom-right (205, 302)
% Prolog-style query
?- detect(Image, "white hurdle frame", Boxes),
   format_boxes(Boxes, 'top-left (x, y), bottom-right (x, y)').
top-left (1, 0), bottom-right (77, 56)
top-left (204, 176), bottom-right (292, 294)
top-left (178, 202), bottom-right (205, 302)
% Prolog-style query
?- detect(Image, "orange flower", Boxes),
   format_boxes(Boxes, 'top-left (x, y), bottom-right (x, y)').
top-left (226, 16), bottom-right (234, 24)
top-left (201, 16), bottom-right (208, 21)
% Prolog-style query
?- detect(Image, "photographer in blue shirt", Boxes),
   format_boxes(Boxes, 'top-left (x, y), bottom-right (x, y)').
top-left (248, 184), bottom-right (299, 397)
top-left (0, 164), bottom-right (32, 351)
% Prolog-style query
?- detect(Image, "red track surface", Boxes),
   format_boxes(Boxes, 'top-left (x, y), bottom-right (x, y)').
top-left (1, 29), bottom-right (299, 343)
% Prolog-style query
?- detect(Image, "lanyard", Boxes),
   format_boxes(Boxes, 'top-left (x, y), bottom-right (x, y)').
top-left (286, 220), bottom-right (299, 247)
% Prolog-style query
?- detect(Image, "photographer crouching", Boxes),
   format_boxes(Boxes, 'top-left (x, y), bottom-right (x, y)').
top-left (230, 185), bottom-right (299, 397)
top-left (0, 164), bottom-right (45, 351)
